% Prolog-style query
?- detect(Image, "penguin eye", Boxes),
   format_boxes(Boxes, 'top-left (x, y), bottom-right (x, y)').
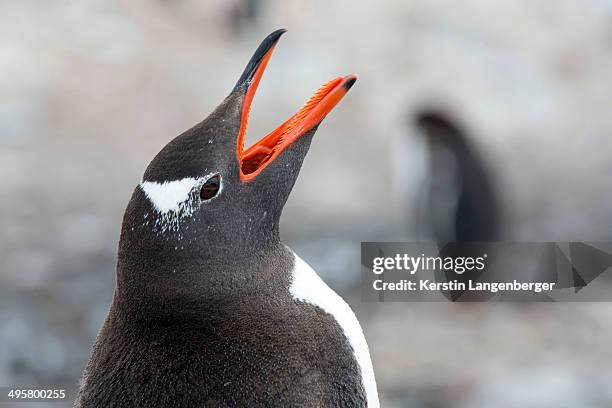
top-left (200, 175), bottom-right (221, 200)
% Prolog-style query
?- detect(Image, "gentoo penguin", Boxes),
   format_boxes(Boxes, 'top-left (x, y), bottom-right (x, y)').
top-left (415, 110), bottom-right (499, 242)
top-left (415, 110), bottom-right (499, 301)
top-left (76, 29), bottom-right (379, 407)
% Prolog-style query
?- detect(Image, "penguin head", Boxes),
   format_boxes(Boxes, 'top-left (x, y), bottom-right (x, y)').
top-left (118, 29), bottom-right (356, 287)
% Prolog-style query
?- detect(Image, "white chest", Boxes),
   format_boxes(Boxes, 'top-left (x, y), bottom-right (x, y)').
top-left (288, 251), bottom-right (380, 408)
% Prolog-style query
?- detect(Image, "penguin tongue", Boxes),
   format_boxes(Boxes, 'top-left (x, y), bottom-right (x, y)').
top-left (235, 35), bottom-right (357, 182)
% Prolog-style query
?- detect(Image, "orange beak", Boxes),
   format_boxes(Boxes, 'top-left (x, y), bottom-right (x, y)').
top-left (235, 30), bottom-right (357, 181)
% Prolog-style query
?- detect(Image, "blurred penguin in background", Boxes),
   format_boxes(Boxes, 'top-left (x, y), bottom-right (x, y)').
top-left (416, 109), bottom-right (499, 242)
top-left (415, 110), bottom-right (500, 301)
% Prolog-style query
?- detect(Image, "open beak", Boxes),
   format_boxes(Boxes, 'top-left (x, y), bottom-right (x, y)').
top-left (233, 29), bottom-right (358, 182)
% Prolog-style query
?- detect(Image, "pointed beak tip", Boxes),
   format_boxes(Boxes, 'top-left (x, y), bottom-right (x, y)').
top-left (270, 28), bottom-right (288, 43)
top-left (342, 74), bottom-right (358, 91)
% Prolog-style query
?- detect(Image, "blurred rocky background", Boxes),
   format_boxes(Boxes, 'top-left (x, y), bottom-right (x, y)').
top-left (2, 0), bottom-right (612, 407)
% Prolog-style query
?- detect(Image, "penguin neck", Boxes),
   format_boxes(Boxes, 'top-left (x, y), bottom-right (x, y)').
top-left (114, 234), bottom-right (294, 319)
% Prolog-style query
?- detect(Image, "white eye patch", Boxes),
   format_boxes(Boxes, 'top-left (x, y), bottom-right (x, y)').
top-left (138, 174), bottom-right (220, 233)
top-left (140, 178), bottom-right (198, 214)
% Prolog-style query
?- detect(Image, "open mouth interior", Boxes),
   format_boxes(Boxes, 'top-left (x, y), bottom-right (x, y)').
top-left (236, 42), bottom-right (356, 181)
